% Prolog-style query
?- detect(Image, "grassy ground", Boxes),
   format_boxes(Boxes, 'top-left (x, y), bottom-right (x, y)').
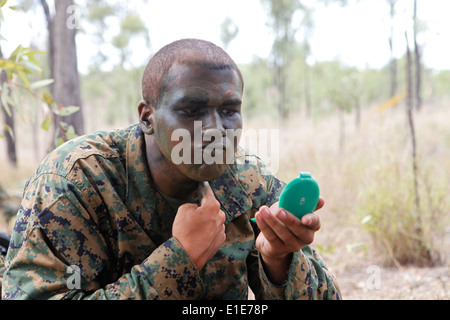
top-left (1, 101), bottom-right (449, 299)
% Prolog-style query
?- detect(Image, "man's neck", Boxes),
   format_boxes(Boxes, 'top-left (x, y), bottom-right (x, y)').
top-left (144, 134), bottom-right (198, 200)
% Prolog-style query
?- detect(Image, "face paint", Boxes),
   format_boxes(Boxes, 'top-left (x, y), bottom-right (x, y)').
top-left (151, 62), bottom-right (243, 182)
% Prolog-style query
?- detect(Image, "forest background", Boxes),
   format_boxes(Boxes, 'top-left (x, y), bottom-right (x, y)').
top-left (0, 0), bottom-right (449, 299)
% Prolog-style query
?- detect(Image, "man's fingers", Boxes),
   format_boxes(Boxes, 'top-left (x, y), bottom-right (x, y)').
top-left (197, 182), bottom-right (223, 224)
top-left (314, 196), bottom-right (325, 212)
top-left (198, 181), bottom-right (217, 206)
top-left (254, 197), bottom-right (325, 260)
top-left (257, 206), bottom-right (321, 246)
top-left (197, 181), bottom-right (208, 204)
top-left (256, 206), bottom-right (301, 246)
top-left (255, 207), bottom-right (282, 244)
top-left (300, 213), bottom-right (321, 231)
top-left (272, 204), bottom-right (320, 231)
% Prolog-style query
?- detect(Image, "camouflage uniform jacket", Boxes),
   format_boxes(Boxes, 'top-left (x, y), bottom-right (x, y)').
top-left (1, 124), bottom-right (341, 300)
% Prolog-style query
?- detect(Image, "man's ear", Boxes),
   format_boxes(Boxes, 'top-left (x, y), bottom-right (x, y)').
top-left (138, 100), bottom-right (155, 135)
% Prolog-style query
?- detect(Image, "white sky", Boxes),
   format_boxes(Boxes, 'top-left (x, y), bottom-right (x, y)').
top-left (1, 0), bottom-right (450, 73)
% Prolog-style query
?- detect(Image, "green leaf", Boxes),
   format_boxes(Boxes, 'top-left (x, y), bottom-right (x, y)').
top-left (17, 70), bottom-right (30, 87)
top-left (56, 137), bottom-right (65, 147)
top-left (0, 59), bottom-right (24, 71)
top-left (27, 55), bottom-right (40, 68)
top-left (361, 215), bottom-right (373, 225)
top-left (58, 121), bottom-right (69, 131)
top-left (42, 91), bottom-right (54, 105)
top-left (41, 116), bottom-right (52, 131)
top-left (10, 44), bottom-right (22, 61)
top-left (1, 97), bottom-right (11, 117)
top-left (55, 105), bottom-right (79, 116)
top-left (1, 82), bottom-right (11, 117)
top-left (3, 124), bottom-right (14, 140)
top-left (30, 79), bottom-right (54, 89)
top-left (22, 60), bottom-right (42, 74)
top-left (22, 50), bottom-right (46, 56)
top-left (315, 243), bottom-right (337, 254)
top-left (0, 0), bottom-right (7, 8)
top-left (65, 125), bottom-right (78, 141)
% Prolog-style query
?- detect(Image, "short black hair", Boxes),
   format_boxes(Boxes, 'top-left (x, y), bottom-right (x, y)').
top-left (141, 38), bottom-right (243, 107)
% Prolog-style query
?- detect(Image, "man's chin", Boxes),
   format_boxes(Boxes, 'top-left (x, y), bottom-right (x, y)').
top-left (180, 163), bottom-right (228, 182)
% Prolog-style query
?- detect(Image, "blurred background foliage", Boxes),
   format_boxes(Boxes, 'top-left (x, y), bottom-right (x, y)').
top-left (0, 0), bottom-right (449, 281)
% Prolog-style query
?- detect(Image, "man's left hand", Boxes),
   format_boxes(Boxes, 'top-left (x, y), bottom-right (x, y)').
top-left (254, 197), bottom-right (325, 284)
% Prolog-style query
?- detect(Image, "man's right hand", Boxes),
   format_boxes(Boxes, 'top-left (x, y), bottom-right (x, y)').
top-left (172, 182), bottom-right (226, 270)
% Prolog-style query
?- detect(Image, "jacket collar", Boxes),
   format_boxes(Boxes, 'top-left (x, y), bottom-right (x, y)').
top-left (209, 168), bottom-right (253, 221)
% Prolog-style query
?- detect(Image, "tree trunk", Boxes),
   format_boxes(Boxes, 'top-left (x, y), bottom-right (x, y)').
top-left (39, 0), bottom-right (54, 85)
top-left (414, 40), bottom-right (421, 111)
top-left (413, 0), bottom-right (422, 111)
top-left (405, 33), bottom-right (420, 214)
top-left (388, 0), bottom-right (397, 98)
top-left (388, 37), bottom-right (397, 97)
top-left (52, 0), bottom-right (84, 137)
top-left (1, 102), bottom-right (16, 167)
top-left (304, 61), bottom-right (312, 117)
top-left (1, 94), bottom-right (16, 167)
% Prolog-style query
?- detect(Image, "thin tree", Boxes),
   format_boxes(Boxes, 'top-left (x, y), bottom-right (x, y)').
top-left (405, 32), bottom-right (420, 215)
top-left (413, 0), bottom-right (422, 111)
top-left (220, 17), bottom-right (239, 51)
top-left (261, 0), bottom-right (303, 123)
top-left (40, 0), bottom-right (84, 141)
top-left (387, 0), bottom-right (398, 98)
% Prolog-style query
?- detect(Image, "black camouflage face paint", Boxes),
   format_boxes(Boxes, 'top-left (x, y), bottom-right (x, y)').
top-left (151, 62), bottom-right (243, 182)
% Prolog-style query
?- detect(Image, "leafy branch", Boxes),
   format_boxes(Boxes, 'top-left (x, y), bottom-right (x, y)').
top-left (0, 0), bottom-right (79, 147)
top-left (0, 45), bottom-right (79, 146)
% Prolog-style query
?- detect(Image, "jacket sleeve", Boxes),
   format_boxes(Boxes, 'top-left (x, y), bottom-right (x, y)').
top-left (252, 245), bottom-right (341, 300)
top-left (1, 174), bottom-right (203, 300)
top-left (248, 234), bottom-right (341, 300)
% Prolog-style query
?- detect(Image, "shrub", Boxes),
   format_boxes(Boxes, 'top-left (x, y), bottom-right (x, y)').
top-left (358, 153), bottom-right (445, 267)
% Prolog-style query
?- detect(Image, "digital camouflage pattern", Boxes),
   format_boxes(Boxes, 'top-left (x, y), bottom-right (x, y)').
top-left (1, 124), bottom-right (341, 300)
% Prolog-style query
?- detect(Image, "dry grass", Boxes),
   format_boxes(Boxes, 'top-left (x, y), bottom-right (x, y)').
top-left (246, 102), bottom-right (450, 299)
top-left (254, 103), bottom-right (450, 259)
top-left (244, 103), bottom-right (450, 299)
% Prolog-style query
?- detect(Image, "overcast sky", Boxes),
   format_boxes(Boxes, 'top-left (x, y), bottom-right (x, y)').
top-left (2, 0), bottom-right (450, 73)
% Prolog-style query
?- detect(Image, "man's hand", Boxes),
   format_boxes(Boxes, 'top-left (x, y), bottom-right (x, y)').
top-left (254, 197), bottom-right (325, 285)
top-left (172, 182), bottom-right (226, 270)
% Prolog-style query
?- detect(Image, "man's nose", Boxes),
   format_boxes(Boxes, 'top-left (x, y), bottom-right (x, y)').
top-left (203, 109), bottom-right (226, 136)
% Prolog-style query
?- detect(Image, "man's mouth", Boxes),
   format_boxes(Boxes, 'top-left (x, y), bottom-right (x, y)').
top-left (199, 136), bottom-right (230, 150)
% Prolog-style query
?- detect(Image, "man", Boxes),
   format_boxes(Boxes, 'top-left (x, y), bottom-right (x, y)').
top-left (2, 39), bottom-right (340, 300)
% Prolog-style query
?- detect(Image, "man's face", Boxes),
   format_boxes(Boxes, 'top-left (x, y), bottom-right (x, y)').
top-left (151, 61), bottom-right (243, 181)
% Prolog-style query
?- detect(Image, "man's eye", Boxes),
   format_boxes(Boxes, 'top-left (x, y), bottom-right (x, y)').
top-left (222, 109), bottom-right (237, 116)
top-left (182, 107), bottom-right (202, 115)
